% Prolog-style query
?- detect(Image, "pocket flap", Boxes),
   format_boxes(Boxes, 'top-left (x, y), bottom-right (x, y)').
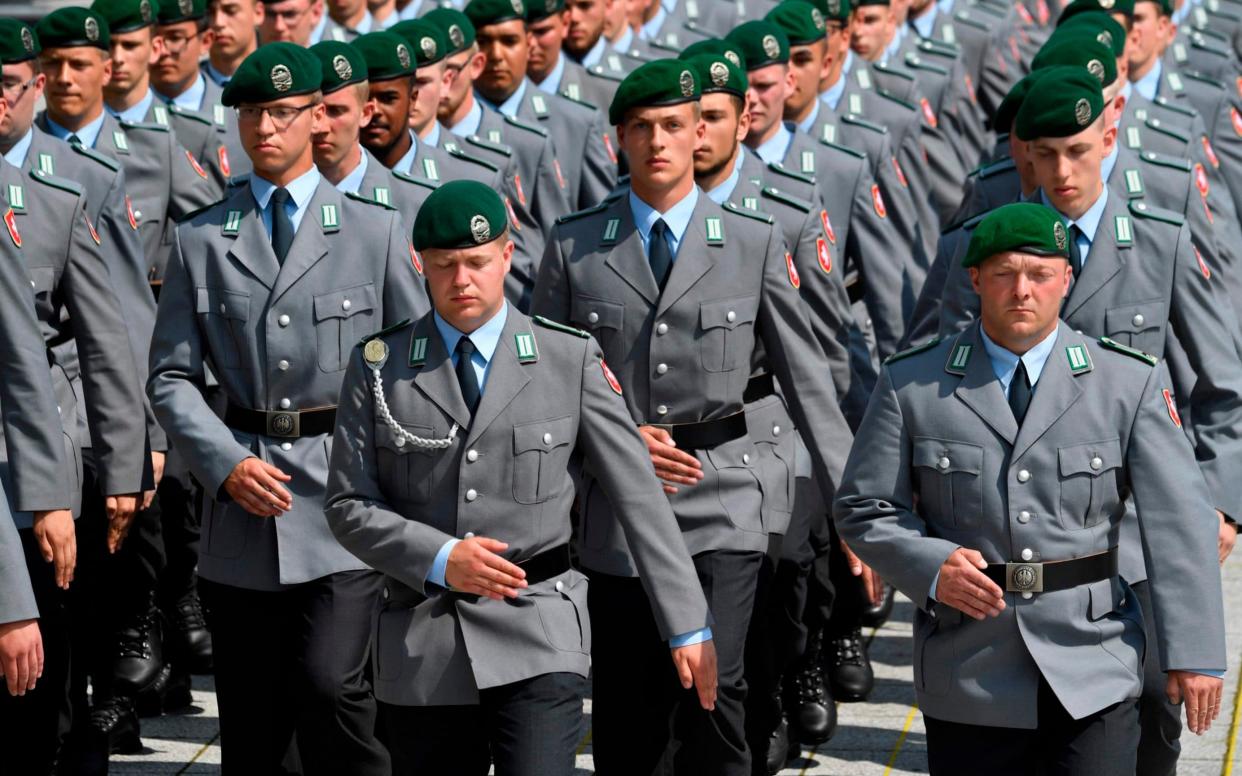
top-left (912, 437), bottom-right (983, 474)
top-left (1104, 300), bottom-right (1165, 334)
top-left (196, 287), bottom-right (250, 321)
top-left (313, 284), bottom-right (378, 321)
top-left (700, 297), bottom-right (757, 330)
top-left (27, 266), bottom-right (55, 293)
top-left (376, 420), bottom-right (438, 455)
top-left (744, 396), bottom-right (792, 446)
top-left (570, 294), bottom-right (624, 331)
top-left (513, 415), bottom-right (574, 453)
top-left (1058, 439), bottom-right (1122, 477)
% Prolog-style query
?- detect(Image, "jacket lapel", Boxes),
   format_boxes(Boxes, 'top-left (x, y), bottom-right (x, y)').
top-left (411, 317), bottom-right (472, 429)
top-left (604, 197), bottom-right (660, 304)
top-left (466, 311), bottom-right (533, 445)
top-left (952, 324), bottom-right (1019, 445)
top-left (269, 180), bottom-right (335, 304)
top-left (225, 187), bottom-right (280, 290)
top-left (1011, 327), bottom-right (1086, 461)
top-left (655, 195), bottom-right (716, 317)
top-left (1061, 193), bottom-right (1127, 319)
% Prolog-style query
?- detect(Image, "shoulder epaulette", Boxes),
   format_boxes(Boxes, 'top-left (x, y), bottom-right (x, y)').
top-left (760, 186), bottom-right (814, 213)
top-left (533, 314), bottom-right (590, 338)
top-left (1129, 200), bottom-right (1185, 225)
top-left (818, 139), bottom-right (866, 159)
top-left (975, 156), bottom-right (1015, 179)
top-left (946, 210), bottom-right (990, 234)
top-left (841, 114), bottom-right (887, 134)
top-left (227, 173), bottom-right (251, 188)
top-left (904, 54), bottom-right (949, 76)
top-left (1139, 150), bottom-right (1192, 171)
top-left (586, 65), bottom-right (625, 82)
top-left (918, 38), bottom-right (960, 57)
top-left (177, 196), bottom-right (227, 223)
top-left (117, 119), bottom-right (170, 133)
top-left (884, 337), bottom-right (940, 364)
top-left (1144, 117), bottom-right (1190, 143)
top-left (1098, 336), bottom-right (1158, 365)
top-left (871, 62), bottom-right (916, 82)
top-left (68, 142), bottom-right (121, 172)
top-left (954, 11), bottom-right (991, 30)
top-left (465, 133), bottom-right (513, 157)
top-left (1182, 70), bottom-right (1228, 90)
top-left (392, 170), bottom-right (439, 190)
top-left (28, 167), bottom-right (83, 197)
top-left (1205, 5), bottom-right (1241, 21)
top-left (360, 318), bottom-right (412, 345)
top-left (555, 200), bottom-right (611, 224)
top-left (1190, 34), bottom-right (1231, 56)
top-left (502, 114), bottom-right (548, 137)
top-left (167, 105), bottom-right (214, 126)
top-left (766, 161), bottom-right (816, 186)
top-left (557, 91), bottom-right (599, 111)
top-left (445, 146), bottom-right (500, 172)
top-left (875, 88), bottom-right (917, 111)
top-left (1151, 96), bottom-right (1198, 118)
top-left (723, 201), bottom-right (774, 224)
top-left (345, 190), bottom-right (397, 211)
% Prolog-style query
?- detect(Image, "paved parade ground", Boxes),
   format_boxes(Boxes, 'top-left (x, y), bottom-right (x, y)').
top-left (111, 555), bottom-right (1242, 775)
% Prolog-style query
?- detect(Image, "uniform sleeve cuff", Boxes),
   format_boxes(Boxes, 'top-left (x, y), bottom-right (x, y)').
top-left (426, 538), bottom-right (460, 591)
top-left (669, 627), bottom-right (713, 647)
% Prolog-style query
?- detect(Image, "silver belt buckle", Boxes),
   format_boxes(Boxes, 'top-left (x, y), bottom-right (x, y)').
top-left (265, 411), bottom-right (300, 438)
top-left (1005, 562), bottom-right (1044, 593)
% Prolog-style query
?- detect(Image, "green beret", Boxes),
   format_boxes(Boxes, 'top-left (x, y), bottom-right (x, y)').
top-left (36, 8), bottom-right (111, 51)
top-left (854, 0), bottom-right (890, 7)
top-left (1014, 65), bottom-right (1105, 141)
top-left (685, 53), bottom-right (748, 97)
top-left (608, 58), bottom-right (701, 126)
top-left (795, 0), bottom-right (851, 22)
top-left (1136, 0), bottom-right (1173, 15)
top-left (390, 19), bottom-right (449, 66)
top-left (725, 21), bottom-right (790, 70)
top-left (1058, 0), bottom-right (1135, 23)
top-left (464, 0), bottom-right (526, 29)
top-left (90, 0), bottom-right (158, 33)
top-left (352, 31), bottom-right (416, 81)
top-left (156, 0), bottom-right (204, 24)
top-left (994, 69), bottom-right (1048, 133)
top-left (1056, 11), bottom-right (1127, 57)
top-left (423, 8), bottom-right (476, 55)
top-left (526, 0), bottom-right (566, 22)
top-left (413, 180), bottom-right (509, 250)
top-left (310, 41), bottom-right (368, 94)
top-left (765, 1), bottom-right (828, 46)
top-left (680, 38), bottom-right (747, 69)
top-left (0, 20), bottom-right (40, 63)
top-left (963, 203), bottom-right (1071, 268)
top-left (221, 42), bottom-right (323, 106)
top-left (1033, 34), bottom-right (1117, 87)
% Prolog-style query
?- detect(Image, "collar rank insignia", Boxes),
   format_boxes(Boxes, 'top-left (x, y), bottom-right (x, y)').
top-left (7, 184), bottom-right (24, 213)
top-left (1065, 344), bottom-right (1092, 374)
top-left (531, 94), bottom-right (548, 116)
top-left (113, 131), bottom-right (130, 153)
top-left (705, 216), bottom-right (724, 244)
top-left (488, 129), bottom-right (502, 144)
top-left (945, 342), bottom-right (972, 374)
top-left (37, 153), bottom-right (54, 176)
top-left (848, 93), bottom-right (863, 115)
top-left (422, 158), bottom-right (439, 181)
top-left (222, 209), bottom-right (242, 236)
top-left (321, 204), bottom-right (339, 232)
top-left (373, 186), bottom-right (391, 206)
top-left (742, 196), bottom-right (758, 210)
top-left (515, 332), bottom-right (538, 363)
top-left (801, 150), bottom-right (816, 174)
top-left (153, 105), bottom-right (169, 126)
top-left (1124, 169), bottom-right (1143, 197)
top-left (1114, 215), bottom-right (1133, 246)
top-left (214, 104), bottom-right (227, 127)
top-left (409, 335), bottom-right (429, 366)
top-left (821, 123), bottom-right (836, 143)
top-left (1125, 126), bottom-right (1142, 149)
top-left (601, 217), bottom-right (621, 245)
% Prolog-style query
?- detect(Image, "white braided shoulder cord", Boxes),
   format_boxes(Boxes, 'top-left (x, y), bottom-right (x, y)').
top-left (371, 366), bottom-right (458, 449)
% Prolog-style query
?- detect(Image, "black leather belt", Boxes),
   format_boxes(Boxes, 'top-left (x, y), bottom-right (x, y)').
top-left (983, 547), bottom-right (1117, 594)
top-left (653, 411), bottom-right (748, 450)
top-left (513, 544), bottom-right (572, 586)
top-left (743, 373), bottom-right (775, 403)
top-left (224, 403), bottom-right (337, 439)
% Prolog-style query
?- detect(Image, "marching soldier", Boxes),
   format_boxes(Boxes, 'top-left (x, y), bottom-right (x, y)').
top-left (203, 0), bottom-right (263, 85)
top-left (147, 42), bottom-right (427, 774)
top-left (325, 179), bottom-right (717, 775)
top-left (834, 201), bottom-right (1226, 775)
top-left (528, 0), bottom-right (624, 112)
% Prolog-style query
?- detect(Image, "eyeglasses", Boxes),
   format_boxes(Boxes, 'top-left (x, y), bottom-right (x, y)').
top-left (1, 76), bottom-right (37, 102)
top-left (159, 31), bottom-right (197, 55)
top-left (235, 103), bottom-right (316, 128)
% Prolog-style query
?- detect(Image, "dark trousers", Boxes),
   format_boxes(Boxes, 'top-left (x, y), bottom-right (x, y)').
top-left (589, 550), bottom-right (763, 776)
top-left (0, 528), bottom-right (73, 775)
top-left (925, 678), bottom-right (1139, 776)
top-left (1133, 580), bottom-right (1180, 776)
top-left (380, 672), bottom-right (586, 776)
top-left (154, 467), bottom-right (200, 612)
top-left (200, 571), bottom-right (389, 776)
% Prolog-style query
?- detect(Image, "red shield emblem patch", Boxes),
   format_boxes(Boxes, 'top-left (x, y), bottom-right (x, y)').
top-left (1016, 3), bottom-right (1033, 23)
top-left (504, 196), bottom-right (521, 230)
top-left (1008, 36), bottom-right (1020, 63)
top-left (514, 173), bottom-right (527, 206)
top-left (1237, 76), bottom-right (1242, 100)
top-left (552, 159), bottom-right (566, 190)
top-left (218, 146), bottom-right (231, 178)
top-left (1203, 135), bottom-right (1220, 168)
top-left (820, 210), bottom-right (836, 244)
top-left (920, 97), bottom-right (937, 128)
top-left (84, 213), bottom-right (100, 245)
top-left (892, 157), bottom-right (908, 188)
top-left (1195, 245), bottom-right (1211, 279)
top-left (3, 208), bottom-right (19, 247)
top-left (1194, 163), bottom-right (1209, 198)
top-left (1233, 107), bottom-right (1242, 137)
top-left (785, 251), bottom-right (800, 289)
top-left (871, 184), bottom-right (887, 219)
top-left (125, 195), bottom-right (139, 230)
top-left (603, 133), bottom-right (618, 165)
top-left (185, 150), bottom-right (208, 179)
top-left (1163, 388), bottom-right (1182, 427)
top-left (1036, 0), bottom-right (1049, 25)
top-left (963, 73), bottom-right (976, 104)
top-left (816, 238), bottom-right (832, 274)
top-left (600, 359), bottom-right (623, 395)
top-left (409, 243), bottom-right (423, 275)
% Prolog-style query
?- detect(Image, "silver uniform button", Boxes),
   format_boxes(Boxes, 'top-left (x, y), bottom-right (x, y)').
top-left (1132, 314), bottom-right (1145, 327)
top-left (588, 312), bottom-right (599, 324)
top-left (465, 489), bottom-right (478, 502)
top-left (657, 405), bottom-right (668, 415)
top-left (280, 442), bottom-right (292, 451)
top-left (134, 209), bottom-right (143, 219)
top-left (542, 432), bottom-right (552, 445)
top-left (938, 456), bottom-right (950, 470)
top-left (726, 310), bottom-right (737, 323)
top-left (772, 425), bottom-right (781, 436)
top-left (277, 359), bottom-right (290, 371)
top-left (279, 398), bottom-right (291, 409)
top-left (656, 363), bottom-right (668, 375)
top-left (656, 322), bottom-right (669, 335)
top-left (1021, 548), bottom-right (1034, 561)
top-left (342, 299), bottom-right (351, 311)
top-left (278, 314), bottom-right (290, 327)
top-left (464, 531), bottom-right (475, 539)
top-left (1017, 469), bottom-right (1031, 483)
top-left (1022, 591), bottom-right (1033, 600)
top-left (1018, 510), bottom-right (1031, 523)
top-left (466, 449), bottom-right (479, 462)
top-left (1090, 456), bottom-right (1103, 471)
top-left (382, 587), bottom-right (390, 600)
top-left (219, 303), bottom-right (227, 314)
top-left (554, 580), bottom-right (564, 592)
top-left (742, 453), bottom-right (750, 465)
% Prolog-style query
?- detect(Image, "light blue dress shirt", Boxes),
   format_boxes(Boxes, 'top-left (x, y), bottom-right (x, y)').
top-left (448, 98), bottom-right (484, 137)
top-left (630, 185), bottom-right (699, 259)
top-left (398, 0), bottom-right (425, 21)
top-left (391, 130), bottom-right (420, 175)
top-left (911, 8), bottom-right (936, 40)
top-left (107, 88), bottom-right (155, 124)
top-left (753, 122), bottom-right (794, 166)
top-left (155, 72), bottom-right (207, 111)
top-left (797, 100), bottom-right (821, 136)
top-left (704, 152), bottom-right (745, 204)
top-left (820, 52), bottom-right (853, 110)
top-left (335, 147), bottom-right (370, 193)
top-left (612, 25), bottom-right (635, 55)
top-left (881, 28), bottom-right (905, 65)
top-left (45, 111), bottom-right (106, 149)
top-left (424, 121), bottom-right (443, 149)
top-left (309, 12), bottom-right (330, 44)
top-left (204, 61), bottom-right (231, 87)
top-left (3, 128), bottom-right (32, 167)
top-left (250, 166), bottom-right (320, 238)
top-left (1133, 58), bottom-right (1164, 102)
top-left (581, 35), bottom-right (607, 68)
top-left (937, 0), bottom-right (955, 14)
top-left (640, 4), bottom-right (667, 40)
top-left (534, 55), bottom-right (566, 95)
top-left (1040, 185), bottom-right (1108, 271)
top-left (479, 79), bottom-right (529, 118)
top-left (1100, 142), bottom-right (1120, 188)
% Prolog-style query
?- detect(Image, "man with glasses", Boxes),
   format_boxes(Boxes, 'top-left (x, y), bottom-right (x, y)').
top-left (260, 0), bottom-right (348, 45)
top-left (149, 42), bottom-right (427, 774)
top-left (203, 0), bottom-right (264, 85)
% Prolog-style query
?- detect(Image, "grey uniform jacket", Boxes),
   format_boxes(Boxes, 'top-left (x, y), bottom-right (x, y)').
top-left (147, 179), bottom-right (429, 590)
top-left (353, 147), bottom-right (437, 232)
top-left (143, 100), bottom-right (230, 191)
top-left (325, 310), bottom-right (711, 705)
top-left (834, 323), bottom-right (1226, 728)
top-left (513, 86), bottom-right (617, 211)
top-left (553, 57), bottom-right (624, 116)
top-left (198, 71), bottom-right (252, 182)
top-left (531, 189), bottom-right (853, 573)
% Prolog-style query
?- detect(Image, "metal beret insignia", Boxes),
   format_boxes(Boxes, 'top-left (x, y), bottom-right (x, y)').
top-left (512, 0), bottom-right (525, 14)
top-left (811, 8), bottom-right (826, 29)
top-left (546, 0), bottom-right (556, 10)
top-left (85, 17), bottom-right (100, 42)
top-left (679, 69), bottom-right (695, 96)
top-left (20, 27), bottom-right (32, 52)
top-left (470, 214), bottom-right (491, 244)
top-left (1099, 0), bottom-right (1114, 7)
top-left (449, 24), bottom-right (464, 48)
top-left (140, 0), bottom-right (153, 22)
top-left (179, 0), bottom-right (193, 14)
top-left (709, 61), bottom-right (729, 86)
top-left (271, 64), bottom-right (294, 92)
top-left (1097, 30), bottom-right (1112, 48)
top-left (724, 50), bottom-right (741, 66)
top-left (828, 0), bottom-right (841, 15)
top-left (1074, 97), bottom-right (1092, 126)
top-left (1053, 221), bottom-right (1067, 251)
top-left (1087, 59), bottom-right (1105, 83)
top-left (762, 34), bottom-right (780, 59)
top-left (397, 43), bottom-right (411, 69)
top-left (333, 54), bottom-right (352, 80)
top-left (420, 36), bottom-right (437, 58)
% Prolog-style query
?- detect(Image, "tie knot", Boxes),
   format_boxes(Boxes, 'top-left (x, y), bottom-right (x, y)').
top-left (456, 337), bottom-right (476, 357)
top-left (651, 218), bottom-right (668, 239)
top-left (67, 134), bottom-right (82, 146)
top-left (271, 187), bottom-right (292, 207)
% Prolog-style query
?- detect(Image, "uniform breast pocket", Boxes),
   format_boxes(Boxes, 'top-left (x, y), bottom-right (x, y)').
top-left (375, 421), bottom-right (438, 504)
top-left (912, 437), bottom-right (984, 531)
top-left (313, 284), bottom-right (378, 372)
top-left (195, 287), bottom-right (249, 370)
top-left (1057, 439), bottom-right (1122, 530)
top-left (534, 571), bottom-right (590, 653)
top-left (513, 416), bottom-right (574, 504)
top-left (1104, 300), bottom-right (1165, 356)
top-left (570, 294), bottom-right (623, 354)
top-left (699, 297), bottom-right (757, 373)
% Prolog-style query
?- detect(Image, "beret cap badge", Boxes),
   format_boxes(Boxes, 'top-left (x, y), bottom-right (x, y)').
top-left (1099, 0), bottom-right (1115, 7)
top-left (271, 63), bottom-right (294, 91)
top-left (679, 69), bottom-right (695, 96)
top-left (1074, 97), bottom-right (1092, 126)
top-left (1097, 30), bottom-right (1112, 47)
top-left (762, 34), bottom-right (780, 59)
top-left (811, 8), bottom-right (826, 29)
top-left (449, 24), bottom-right (464, 47)
top-left (1087, 59), bottom-right (1105, 83)
top-left (512, 0), bottom-right (525, 14)
top-left (179, 0), bottom-right (193, 15)
top-left (397, 43), bottom-right (411, 69)
top-left (470, 214), bottom-right (491, 244)
top-left (1053, 221), bottom-right (1068, 251)
top-left (140, 0), bottom-right (153, 22)
top-left (85, 17), bottom-right (100, 41)
top-left (333, 54), bottom-right (352, 80)
top-left (724, 50), bottom-right (740, 66)
top-left (20, 27), bottom-right (32, 52)
top-left (709, 61), bottom-right (729, 86)
top-left (421, 36), bottom-right (437, 58)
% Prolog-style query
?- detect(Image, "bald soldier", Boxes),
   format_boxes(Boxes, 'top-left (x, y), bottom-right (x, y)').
top-left (834, 202), bottom-right (1226, 775)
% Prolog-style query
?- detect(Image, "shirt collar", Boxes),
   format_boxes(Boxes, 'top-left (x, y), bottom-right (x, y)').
top-left (310, 12), bottom-right (329, 43)
top-left (335, 147), bottom-right (369, 193)
top-left (753, 122), bottom-right (794, 165)
top-left (629, 185), bottom-right (699, 248)
top-left (937, 0), bottom-right (955, 13)
top-left (820, 72), bottom-right (846, 110)
top-left (1101, 142), bottom-right (1120, 184)
top-left (108, 88), bottom-right (155, 124)
top-left (1040, 183), bottom-right (1109, 245)
top-left (534, 53), bottom-right (566, 94)
top-left (204, 60), bottom-right (232, 86)
top-left (3, 128), bottom-right (32, 167)
top-left (398, 0), bottom-right (424, 20)
top-left (250, 165), bottom-right (321, 212)
top-left (1134, 58), bottom-right (1163, 102)
top-left (641, 4), bottom-right (667, 40)
top-left (434, 301), bottom-right (509, 365)
top-left (424, 121), bottom-right (443, 148)
top-left (392, 130), bottom-right (420, 174)
top-left (1120, 79), bottom-right (1133, 106)
top-left (581, 34), bottom-right (607, 67)
top-left (842, 49), bottom-right (855, 74)
top-left (980, 322), bottom-right (1061, 393)
top-left (491, 78), bottom-right (529, 118)
top-left (46, 111), bottom-right (106, 148)
top-left (797, 99), bottom-right (821, 134)
top-left (156, 72), bottom-right (207, 111)
top-left (351, 9), bottom-right (374, 33)
top-left (881, 29), bottom-right (903, 64)
top-left (612, 25), bottom-right (634, 53)
top-left (705, 150), bottom-right (745, 204)
top-left (449, 98), bottom-right (484, 136)
top-left (911, 7), bottom-right (936, 39)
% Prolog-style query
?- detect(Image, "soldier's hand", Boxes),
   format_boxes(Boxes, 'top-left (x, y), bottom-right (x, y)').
top-left (0, 619), bottom-right (42, 696)
top-left (841, 539), bottom-right (885, 606)
top-left (224, 457), bottom-right (293, 517)
top-left (1167, 670), bottom-right (1224, 735)
top-left (445, 537), bottom-right (528, 600)
top-left (936, 547), bottom-right (1006, 621)
top-left (105, 495), bottom-right (140, 553)
top-left (142, 452), bottom-right (167, 510)
top-left (671, 639), bottom-right (717, 711)
top-left (33, 509), bottom-right (75, 590)
top-left (1217, 510), bottom-right (1235, 565)
top-left (638, 426), bottom-right (703, 494)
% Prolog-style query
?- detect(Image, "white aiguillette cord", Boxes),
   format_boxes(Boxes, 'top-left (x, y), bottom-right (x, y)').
top-left (371, 364), bottom-right (459, 449)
